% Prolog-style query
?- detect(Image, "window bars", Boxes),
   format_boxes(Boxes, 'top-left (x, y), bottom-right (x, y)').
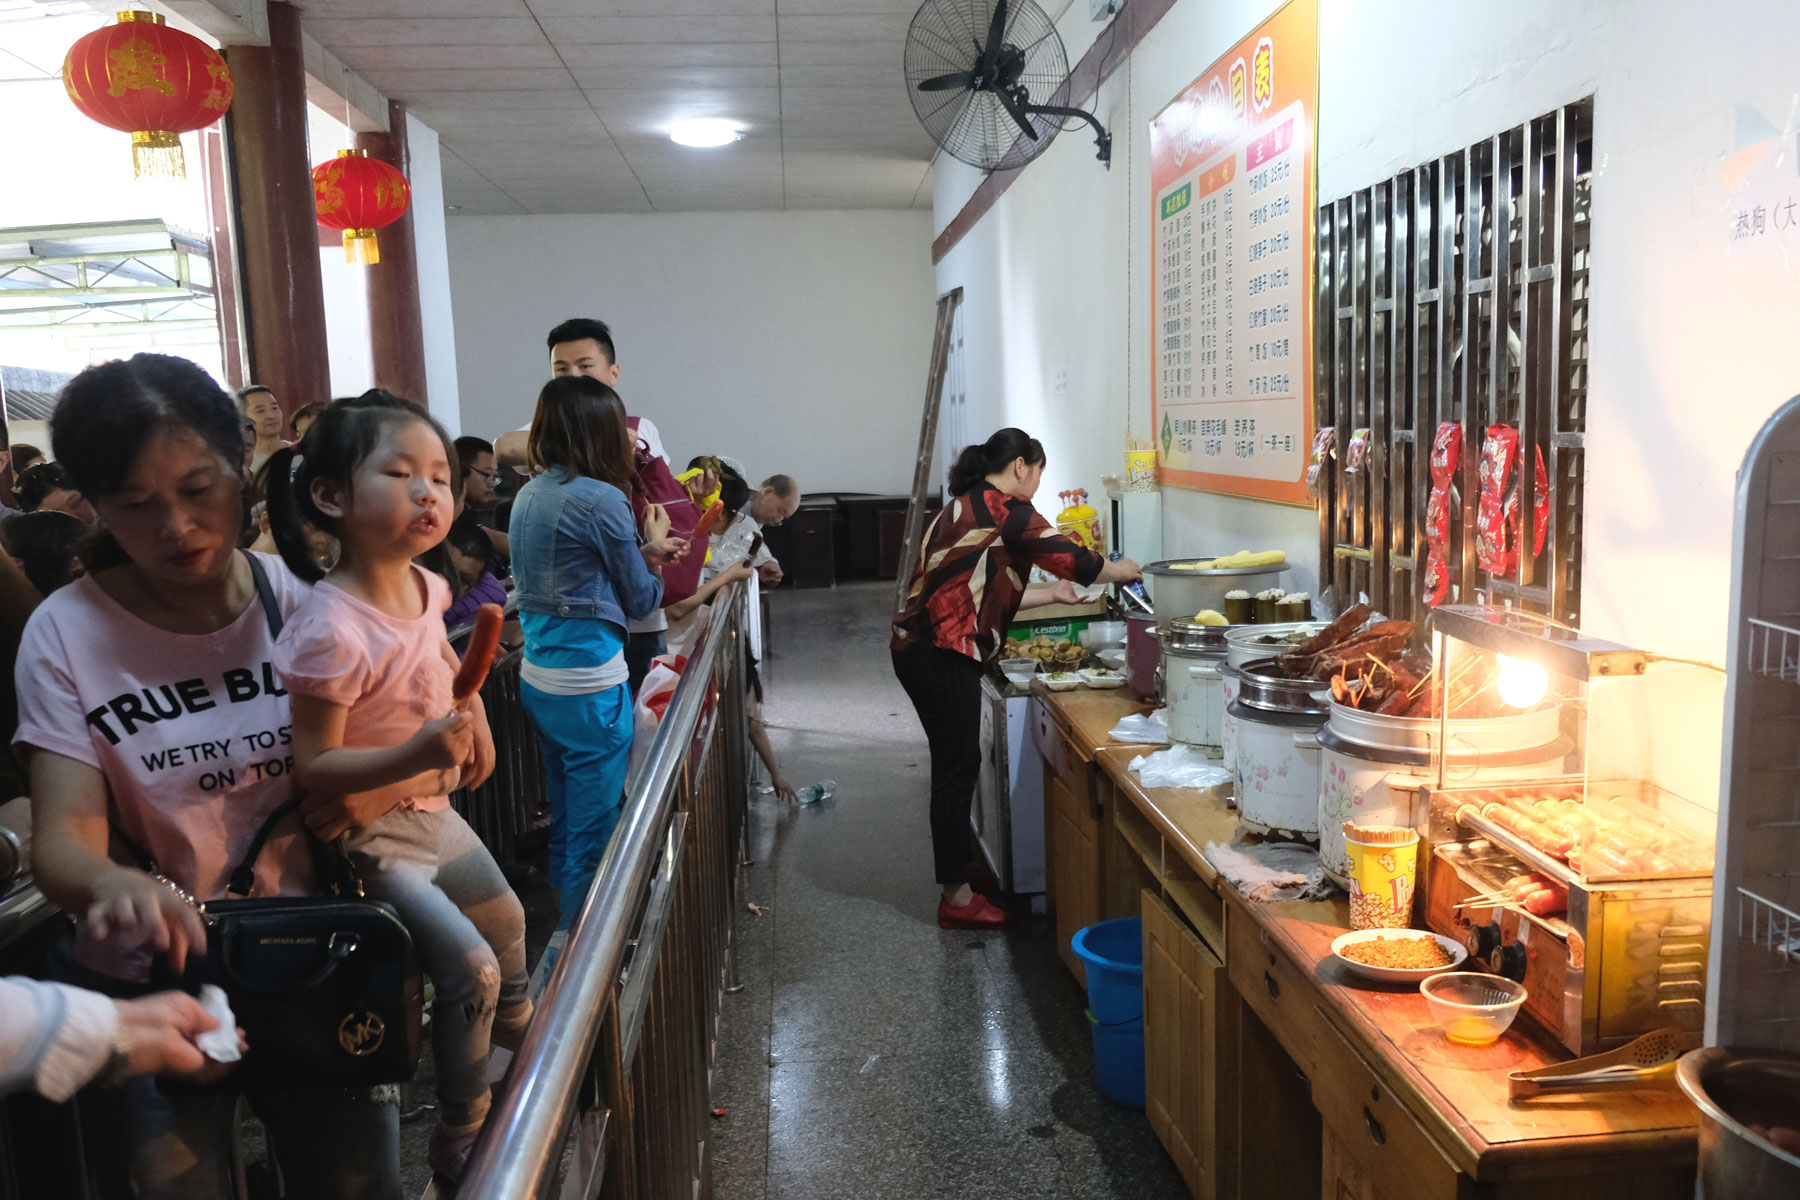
top-left (1314, 98), bottom-right (1592, 624)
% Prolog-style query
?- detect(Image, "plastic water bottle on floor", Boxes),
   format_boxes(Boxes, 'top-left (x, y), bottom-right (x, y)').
top-left (796, 780), bottom-right (837, 804)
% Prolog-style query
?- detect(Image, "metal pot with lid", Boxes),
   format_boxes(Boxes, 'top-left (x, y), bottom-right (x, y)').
top-left (1143, 558), bottom-right (1290, 630)
top-left (1224, 655), bottom-right (1328, 840)
top-left (1219, 624), bottom-right (1324, 792)
top-left (1314, 699), bottom-right (1570, 887)
top-left (1232, 655), bottom-right (1331, 717)
top-left (1161, 618), bottom-right (1228, 753)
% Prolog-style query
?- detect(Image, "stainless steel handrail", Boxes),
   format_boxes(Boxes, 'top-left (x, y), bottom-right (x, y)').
top-left (458, 582), bottom-right (744, 1198)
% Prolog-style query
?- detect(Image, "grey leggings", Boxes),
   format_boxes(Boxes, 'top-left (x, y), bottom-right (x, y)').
top-left (347, 805), bottom-right (530, 1129)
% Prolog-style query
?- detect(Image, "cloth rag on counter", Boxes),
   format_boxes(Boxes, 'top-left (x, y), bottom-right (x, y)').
top-left (1127, 744), bottom-right (1231, 790)
top-left (1109, 709), bottom-right (1170, 745)
top-left (1203, 840), bottom-right (1336, 903)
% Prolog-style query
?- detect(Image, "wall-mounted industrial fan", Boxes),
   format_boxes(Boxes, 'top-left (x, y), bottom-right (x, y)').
top-left (904, 0), bottom-right (1112, 171)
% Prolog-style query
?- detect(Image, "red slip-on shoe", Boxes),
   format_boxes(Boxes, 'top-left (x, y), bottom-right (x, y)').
top-left (938, 892), bottom-right (1010, 930)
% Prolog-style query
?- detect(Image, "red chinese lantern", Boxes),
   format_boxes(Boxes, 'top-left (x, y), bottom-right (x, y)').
top-left (61, 11), bottom-right (232, 180)
top-left (313, 149), bottom-right (411, 265)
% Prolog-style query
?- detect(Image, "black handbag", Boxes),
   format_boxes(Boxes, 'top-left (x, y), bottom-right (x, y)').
top-left (122, 553), bottom-right (424, 1091)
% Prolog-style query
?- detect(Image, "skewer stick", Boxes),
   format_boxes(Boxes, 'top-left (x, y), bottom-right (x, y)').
top-left (1407, 666), bottom-right (1436, 698)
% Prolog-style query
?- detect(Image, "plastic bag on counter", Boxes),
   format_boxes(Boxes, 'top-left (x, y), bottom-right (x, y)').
top-left (1127, 744), bottom-right (1231, 790)
top-left (1109, 709), bottom-right (1170, 744)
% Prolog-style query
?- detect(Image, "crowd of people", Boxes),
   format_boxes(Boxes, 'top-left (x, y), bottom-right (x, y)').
top-left (0, 316), bottom-right (803, 1195)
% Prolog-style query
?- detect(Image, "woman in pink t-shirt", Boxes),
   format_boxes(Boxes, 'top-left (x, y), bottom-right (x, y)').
top-left (16, 355), bottom-right (403, 1199)
top-left (264, 390), bottom-right (528, 1184)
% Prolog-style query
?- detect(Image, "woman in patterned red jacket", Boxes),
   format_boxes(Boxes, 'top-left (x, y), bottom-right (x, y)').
top-left (892, 428), bottom-right (1143, 929)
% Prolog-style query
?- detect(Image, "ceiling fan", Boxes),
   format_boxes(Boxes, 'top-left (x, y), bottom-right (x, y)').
top-left (904, 0), bottom-right (1112, 172)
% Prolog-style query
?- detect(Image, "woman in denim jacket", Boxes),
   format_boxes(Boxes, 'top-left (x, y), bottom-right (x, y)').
top-left (510, 377), bottom-right (687, 931)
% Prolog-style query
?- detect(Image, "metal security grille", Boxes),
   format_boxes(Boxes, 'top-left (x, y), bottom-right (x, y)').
top-left (1314, 98), bottom-right (1592, 624)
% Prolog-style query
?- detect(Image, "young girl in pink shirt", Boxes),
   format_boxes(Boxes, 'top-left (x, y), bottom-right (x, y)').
top-left (265, 390), bottom-right (530, 1183)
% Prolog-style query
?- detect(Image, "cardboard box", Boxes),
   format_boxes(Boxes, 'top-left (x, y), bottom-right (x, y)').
top-left (1007, 599), bottom-right (1109, 644)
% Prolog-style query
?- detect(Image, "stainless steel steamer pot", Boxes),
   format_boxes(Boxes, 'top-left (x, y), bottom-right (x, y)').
top-left (1143, 559), bottom-right (1290, 630)
top-left (1161, 619), bottom-right (1227, 754)
top-left (1229, 656), bottom-right (1329, 841)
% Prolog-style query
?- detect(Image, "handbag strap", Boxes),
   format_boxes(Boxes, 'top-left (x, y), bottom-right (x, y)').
top-left (243, 550), bottom-right (284, 640)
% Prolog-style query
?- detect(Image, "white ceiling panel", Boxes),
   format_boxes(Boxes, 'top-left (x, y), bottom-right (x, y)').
top-left (777, 0), bottom-right (917, 12)
top-left (341, 44), bottom-right (565, 70)
top-left (779, 64), bottom-right (901, 87)
top-left (303, 0), bottom-right (964, 213)
top-left (425, 108), bottom-right (609, 129)
top-left (568, 65), bottom-right (779, 91)
top-left (775, 13), bottom-right (913, 41)
top-left (362, 68), bottom-right (579, 92)
top-left (535, 16), bottom-right (776, 44)
top-left (556, 42), bottom-right (779, 69)
top-left (292, 0), bottom-right (532, 18)
top-left (778, 38), bottom-right (906, 67)
top-left (407, 91), bottom-right (591, 119)
top-left (525, 0), bottom-right (775, 15)
top-left (299, 18), bottom-right (547, 46)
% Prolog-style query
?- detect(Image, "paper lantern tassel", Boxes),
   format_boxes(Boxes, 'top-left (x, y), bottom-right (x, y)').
top-left (344, 229), bottom-right (380, 264)
top-left (131, 131), bottom-right (184, 180)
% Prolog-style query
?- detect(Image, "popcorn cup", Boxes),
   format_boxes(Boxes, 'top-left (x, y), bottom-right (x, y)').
top-left (1124, 451), bottom-right (1158, 491)
top-left (1345, 826), bottom-right (1420, 930)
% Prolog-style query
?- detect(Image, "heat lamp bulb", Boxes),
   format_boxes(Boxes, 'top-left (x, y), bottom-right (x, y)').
top-left (1496, 654), bottom-right (1549, 709)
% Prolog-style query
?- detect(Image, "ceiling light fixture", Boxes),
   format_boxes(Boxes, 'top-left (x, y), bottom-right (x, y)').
top-left (669, 118), bottom-right (743, 148)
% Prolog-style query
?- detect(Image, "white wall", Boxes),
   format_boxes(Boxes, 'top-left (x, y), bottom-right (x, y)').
top-left (406, 114), bottom-right (461, 438)
top-left (319, 246), bottom-right (373, 399)
top-left (935, 0), bottom-right (1800, 672)
top-left (445, 210), bottom-right (936, 493)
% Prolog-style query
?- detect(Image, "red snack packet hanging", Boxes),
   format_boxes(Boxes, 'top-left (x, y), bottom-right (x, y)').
top-left (1529, 445), bottom-right (1549, 557)
top-left (1344, 427), bottom-right (1373, 475)
top-left (1306, 426), bottom-right (1336, 499)
top-left (1429, 422), bottom-right (1462, 489)
top-left (1422, 550), bottom-right (1451, 607)
top-left (1475, 425), bottom-right (1520, 575)
top-left (1426, 484), bottom-right (1454, 552)
top-left (1502, 445), bottom-right (1551, 559)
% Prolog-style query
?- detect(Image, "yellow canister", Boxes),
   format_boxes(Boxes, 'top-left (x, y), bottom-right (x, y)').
top-left (1344, 826), bottom-right (1420, 930)
top-left (1054, 489), bottom-right (1106, 558)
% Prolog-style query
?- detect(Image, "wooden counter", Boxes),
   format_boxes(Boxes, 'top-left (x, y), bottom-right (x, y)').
top-left (1028, 679), bottom-right (1157, 754)
top-left (1031, 687), bottom-right (1697, 1200)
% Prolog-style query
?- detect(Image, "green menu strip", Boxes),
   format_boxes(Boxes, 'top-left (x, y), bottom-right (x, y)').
top-left (1160, 183), bottom-right (1192, 221)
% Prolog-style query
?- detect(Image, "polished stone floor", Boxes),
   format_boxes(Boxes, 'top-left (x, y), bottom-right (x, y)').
top-left (710, 581), bottom-right (1187, 1200)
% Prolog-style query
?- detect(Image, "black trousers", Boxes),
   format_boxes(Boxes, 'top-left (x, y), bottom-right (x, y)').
top-left (892, 646), bottom-right (984, 887)
top-left (626, 629), bottom-right (666, 696)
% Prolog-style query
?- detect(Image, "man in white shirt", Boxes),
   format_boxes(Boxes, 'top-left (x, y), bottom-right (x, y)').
top-left (494, 318), bottom-right (674, 691)
top-left (706, 474), bottom-right (801, 587)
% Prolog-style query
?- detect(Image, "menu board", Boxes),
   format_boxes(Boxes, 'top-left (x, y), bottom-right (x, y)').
top-left (1148, 0), bottom-right (1317, 505)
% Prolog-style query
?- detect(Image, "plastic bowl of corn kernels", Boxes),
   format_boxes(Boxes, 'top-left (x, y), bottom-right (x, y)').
top-left (1419, 972), bottom-right (1527, 1046)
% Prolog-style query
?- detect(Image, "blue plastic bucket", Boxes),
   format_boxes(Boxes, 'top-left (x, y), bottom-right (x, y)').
top-left (1071, 917), bottom-right (1145, 1108)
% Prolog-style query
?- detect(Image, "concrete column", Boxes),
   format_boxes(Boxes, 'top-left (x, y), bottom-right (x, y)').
top-left (224, 1), bottom-right (328, 414)
top-left (356, 100), bottom-right (429, 405)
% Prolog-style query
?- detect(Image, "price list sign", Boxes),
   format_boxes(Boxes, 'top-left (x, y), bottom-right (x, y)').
top-left (1149, 0), bottom-right (1317, 505)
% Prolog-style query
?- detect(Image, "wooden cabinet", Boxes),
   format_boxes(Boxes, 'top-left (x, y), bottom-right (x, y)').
top-left (1048, 763), bottom-right (1102, 985)
top-left (1034, 697), bottom-right (1108, 986)
top-left (1142, 890), bottom-right (1237, 1200)
top-left (1225, 894), bottom-right (1323, 1078)
top-left (1236, 997), bottom-right (1323, 1200)
top-left (1311, 1011), bottom-right (1462, 1200)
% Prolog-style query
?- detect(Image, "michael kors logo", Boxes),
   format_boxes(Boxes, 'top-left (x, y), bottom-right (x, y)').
top-left (338, 1009), bottom-right (386, 1056)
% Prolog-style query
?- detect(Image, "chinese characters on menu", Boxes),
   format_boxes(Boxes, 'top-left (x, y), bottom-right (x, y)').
top-left (1156, 101), bottom-right (1307, 481)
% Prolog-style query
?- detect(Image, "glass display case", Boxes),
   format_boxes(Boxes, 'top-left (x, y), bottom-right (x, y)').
top-left (1419, 605), bottom-right (1715, 1055)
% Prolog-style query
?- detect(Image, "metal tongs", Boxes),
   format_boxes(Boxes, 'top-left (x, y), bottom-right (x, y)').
top-left (1507, 1028), bottom-right (1693, 1099)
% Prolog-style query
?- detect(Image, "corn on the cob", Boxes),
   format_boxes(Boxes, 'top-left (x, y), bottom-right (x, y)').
top-left (1171, 550), bottom-right (1288, 571)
